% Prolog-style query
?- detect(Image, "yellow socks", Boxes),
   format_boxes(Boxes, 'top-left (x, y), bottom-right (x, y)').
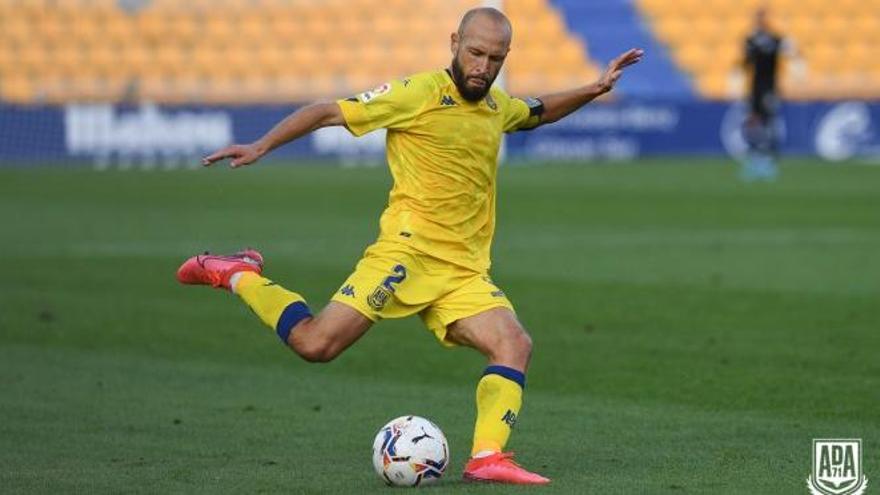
top-left (471, 365), bottom-right (525, 456)
top-left (232, 271), bottom-right (312, 343)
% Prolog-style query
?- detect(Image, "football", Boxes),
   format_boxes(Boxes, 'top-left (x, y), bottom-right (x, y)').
top-left (372, 415), bottom-right (449, 487)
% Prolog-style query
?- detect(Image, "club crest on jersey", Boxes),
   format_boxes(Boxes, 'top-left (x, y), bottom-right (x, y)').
top-left (367, 286), bottom-right (392, 310)
top-left (367, 264), bottom-right (407, 311)
top-left (359, 82), bottom-right (392, 103)
top-left (807, 439), bottom-right (867, 495)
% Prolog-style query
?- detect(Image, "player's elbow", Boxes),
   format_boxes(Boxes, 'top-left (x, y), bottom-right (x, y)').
top-left (306, 101), bottom-right (345, 129)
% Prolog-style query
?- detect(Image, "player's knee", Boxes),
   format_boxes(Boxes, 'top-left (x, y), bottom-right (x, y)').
top-left (512, 328), bottom-right (533, 359)
top-left (498, 325), bottom-right (532, 363)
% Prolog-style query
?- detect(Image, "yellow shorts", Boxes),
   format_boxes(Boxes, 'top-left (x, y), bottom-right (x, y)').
top-left (330, 241), bottom-right (515, 346)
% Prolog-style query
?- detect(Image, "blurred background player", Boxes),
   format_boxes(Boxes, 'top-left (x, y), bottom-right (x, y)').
top-left (178, 7), bottom-right (641, 485)
top-left (740, 7), bottom-right (801, 181)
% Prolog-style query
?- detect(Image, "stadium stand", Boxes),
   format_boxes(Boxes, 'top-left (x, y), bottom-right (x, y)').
top-left (638, 0), bottom-right (880, 100)
top-left (1, 0), bottom-right (877, 104)
top-left (548, 0), bottom-right (694, 98)
top-left (0, 0), bottom-right (600, 104)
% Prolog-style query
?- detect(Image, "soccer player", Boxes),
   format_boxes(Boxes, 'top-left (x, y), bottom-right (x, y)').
top-left (741, 7), bottom-right (799, 181)
top-left (178, 8), bottom-right (641, 485)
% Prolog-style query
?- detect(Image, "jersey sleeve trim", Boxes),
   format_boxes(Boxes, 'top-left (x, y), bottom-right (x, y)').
top-left (337, 98), bottom-right (370, 137)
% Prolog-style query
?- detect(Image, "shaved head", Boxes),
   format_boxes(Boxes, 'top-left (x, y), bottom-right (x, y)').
top-left (449, 8), bottom-right (513, 101)
top-left (457, 7), bottom-right (512, 43)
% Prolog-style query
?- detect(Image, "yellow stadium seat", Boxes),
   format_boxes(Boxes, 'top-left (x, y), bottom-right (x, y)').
top-left (152, 46), bottom-right (188, 78)
top-left (188, 46), bottom-right (224, 78)
top-left (1, 75), bottom-right (35, 103)
top-left (235, 14), bottom-right (266, 44)
top-left (0, 44), bottom-right (14, 70)
top-left (0, 0), bottom-right (620, 103)
top-left (119, 43), bottom-right (154, 78)
top-left (851, 16), bottom-right (879, 36)
top-left (640, 0), bottom-right (880, 99)
top-left (256, 46), bottom-right (288, 77)
top-left (78, 45), bottom-right (120, 78)
top-left (100, 15), bottom-right (133, 45)
top-left (3, 16), bottom-right (33, 45)
top-left (821, 16), bottom-right (852, 42)
top-left (678, 45), bottom-right (716, 74)
top-left (807, 43), bottom-right (839, 72)
top-left (200, 15), bottom-right (233, 44)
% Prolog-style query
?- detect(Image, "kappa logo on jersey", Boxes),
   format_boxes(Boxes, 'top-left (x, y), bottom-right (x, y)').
top-left (807, 439), bottom-right (868, 495)
top-left (440, 95), bottom-right (457, 106)
top-left (339, 284), bottom-right (355, 297)
top-left (359, 82), bottom-right (392, 103)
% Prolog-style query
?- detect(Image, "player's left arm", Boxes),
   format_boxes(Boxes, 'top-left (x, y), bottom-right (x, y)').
top-left (535, 48), bottom-right (643, 126)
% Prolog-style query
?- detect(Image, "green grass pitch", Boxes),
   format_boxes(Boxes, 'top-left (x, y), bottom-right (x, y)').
top-left (1, 159), bottom-right (878, 493)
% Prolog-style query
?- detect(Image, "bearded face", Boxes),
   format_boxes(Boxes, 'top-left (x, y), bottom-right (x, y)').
top-left (450, 50), bottom-right (497, 101)
top-left (449, 13), bottom-right (510, 102)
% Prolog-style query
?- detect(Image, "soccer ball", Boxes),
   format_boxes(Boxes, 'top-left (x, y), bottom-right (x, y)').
top-left (372, 415), bottom-right (449, 487)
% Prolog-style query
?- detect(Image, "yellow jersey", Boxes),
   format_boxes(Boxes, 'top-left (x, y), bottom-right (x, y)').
top-left (337, 69), bottom-right (540, 272)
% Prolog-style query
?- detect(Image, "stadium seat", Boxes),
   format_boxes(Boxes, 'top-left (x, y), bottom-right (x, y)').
top-left (0, 75), bottom-right (34, 103)
top-left (0, 0), bottom-right (606, 104)
top-left (637, 0), bottom-right (880, 99)
top-left (27, 0), bottom-right (880, 103)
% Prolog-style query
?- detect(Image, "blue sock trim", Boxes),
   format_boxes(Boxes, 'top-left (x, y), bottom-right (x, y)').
top-left (482, 365), bottom-right (526, 389)
top-left (275, 301), bottom-right (312, 344)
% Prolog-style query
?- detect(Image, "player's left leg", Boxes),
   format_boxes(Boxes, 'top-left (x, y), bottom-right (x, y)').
top-left (448, 308), bottom-right (531, 456)
top-left (445, 308), bottom-right (548, 484)
top-left (421, 272), bottom-right (549, 485)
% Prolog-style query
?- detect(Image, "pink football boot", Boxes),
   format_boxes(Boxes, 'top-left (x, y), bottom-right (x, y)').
top-left (176, 249), bottom-right (263, 290)
top-left (463, 452), bottom-right (550, 485)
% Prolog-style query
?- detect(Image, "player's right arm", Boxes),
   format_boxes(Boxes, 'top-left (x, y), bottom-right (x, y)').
top-left (202, 101), bottom-right (345, 168)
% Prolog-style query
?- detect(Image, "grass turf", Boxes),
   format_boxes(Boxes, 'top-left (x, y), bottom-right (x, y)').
top-left (1, 158), bottom-right (878, 493)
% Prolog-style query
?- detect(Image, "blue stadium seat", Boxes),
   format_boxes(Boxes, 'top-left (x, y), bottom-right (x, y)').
top-left (549, 0), bottom-right (694, 99)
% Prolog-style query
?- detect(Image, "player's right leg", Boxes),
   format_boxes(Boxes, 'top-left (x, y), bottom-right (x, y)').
top-left (176, 250), bottom-right (372, 362)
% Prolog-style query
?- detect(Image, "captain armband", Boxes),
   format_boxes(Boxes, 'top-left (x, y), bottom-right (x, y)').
top-left (518, 97), bottom-right (544, 130)
top-left (523, 97), bottom-right (545, 117)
